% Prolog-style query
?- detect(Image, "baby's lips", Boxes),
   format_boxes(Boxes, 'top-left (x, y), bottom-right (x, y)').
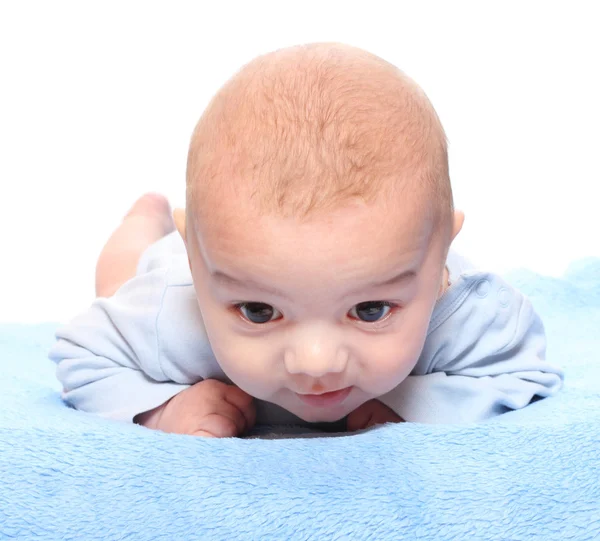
top-left (296, 386), bottom-right (353, 407)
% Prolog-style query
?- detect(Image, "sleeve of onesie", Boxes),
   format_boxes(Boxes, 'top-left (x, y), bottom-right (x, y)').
top-left (48, 269), bottom-right (191, 422)
top-left (379, 276), bottom-right (565, 424)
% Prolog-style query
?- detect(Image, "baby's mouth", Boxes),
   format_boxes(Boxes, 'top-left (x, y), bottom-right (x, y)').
top-left (296, 386), bottom-right (353, 407)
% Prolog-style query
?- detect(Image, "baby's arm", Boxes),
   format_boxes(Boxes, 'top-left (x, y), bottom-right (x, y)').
top-left (49, 269), bottom-right (187, 421)
top-left (49, 270), bottom-right (255, 436)
top-left (379, 282), bottom-right (564, 424)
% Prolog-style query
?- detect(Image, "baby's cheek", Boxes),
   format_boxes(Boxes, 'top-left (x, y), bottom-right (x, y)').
top-left (359, 339), bottom-right (422, 393)
top-left (212, 336), bottom-right (276, 393)
top-left (363, 359), bottom-right (412, 394)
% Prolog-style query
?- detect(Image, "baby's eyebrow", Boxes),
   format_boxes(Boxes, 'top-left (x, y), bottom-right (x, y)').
top-left (345, 268), bottom-right (417, 298)
top-left (212, 268), bottom-right (416, 300)
top-left (369, 269), bottom-right (417, 288)
top-left (212, 271), bottom-right (292, 300)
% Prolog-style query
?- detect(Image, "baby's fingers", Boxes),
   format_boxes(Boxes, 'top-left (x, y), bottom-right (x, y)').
top-left (191, 412), bottom-right (241, 438)
top-left (223, 386), bottom-right (256, 432)
top-left (346, 401), bottom-right (374, 432)
top-left (192, 430), bottom-right (217, 438)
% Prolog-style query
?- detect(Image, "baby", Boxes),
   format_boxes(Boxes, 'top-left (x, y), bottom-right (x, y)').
top-left (49, 43), bottom-right (564, 437)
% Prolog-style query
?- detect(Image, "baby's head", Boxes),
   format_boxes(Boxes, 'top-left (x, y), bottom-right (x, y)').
top-left (177, 43), bottom-right (463, 422)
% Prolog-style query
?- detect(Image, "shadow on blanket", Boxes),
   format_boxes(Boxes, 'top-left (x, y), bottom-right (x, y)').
top-left (1, 259), bottom-right (599, 540)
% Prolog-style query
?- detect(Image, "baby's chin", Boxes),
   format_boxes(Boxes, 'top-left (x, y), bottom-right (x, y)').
top-left (290, 406), bottom-right (349, 424)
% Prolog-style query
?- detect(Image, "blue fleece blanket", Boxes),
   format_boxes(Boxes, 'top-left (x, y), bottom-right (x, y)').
top-left (1, 260), bottom-right (599, 541)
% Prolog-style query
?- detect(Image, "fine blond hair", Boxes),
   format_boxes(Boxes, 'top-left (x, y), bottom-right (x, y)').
top-left (186, 43), bottom-right (453, 232)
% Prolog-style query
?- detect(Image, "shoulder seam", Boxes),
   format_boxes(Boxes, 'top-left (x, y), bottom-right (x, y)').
top-left (428, 277), bottom-right (479, 336)
top-left (154, 265), bottom-right (173, 381)
top-left (496, 289), bottom-right (529, 356)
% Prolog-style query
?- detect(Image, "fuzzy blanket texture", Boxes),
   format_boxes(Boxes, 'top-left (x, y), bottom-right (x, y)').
top-left (1, 258), bottom-right (599, 540)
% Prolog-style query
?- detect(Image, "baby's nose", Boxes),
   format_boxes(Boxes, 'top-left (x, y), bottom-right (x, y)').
top-left (284, 340), bottom-right (349, 377)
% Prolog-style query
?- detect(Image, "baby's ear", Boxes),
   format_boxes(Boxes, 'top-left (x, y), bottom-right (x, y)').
top-left (173, 208), bottom-right (187, 246)
top-left (451, 210), bottom-right (465, 241)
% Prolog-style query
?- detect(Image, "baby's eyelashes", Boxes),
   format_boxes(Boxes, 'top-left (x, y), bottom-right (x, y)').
top-left (233, 300), bottom-right (397, 325)
top-left (235, 302), bottom-right (282, 324)
top-left (348, 301), bottom-right (395, 323)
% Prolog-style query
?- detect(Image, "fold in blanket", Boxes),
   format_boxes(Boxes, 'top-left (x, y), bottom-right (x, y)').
top-left (1, 259), bottom-right (599, 540)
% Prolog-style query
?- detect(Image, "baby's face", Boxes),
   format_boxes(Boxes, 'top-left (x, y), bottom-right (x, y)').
top-left (185, 197), bottom-right (451, 423)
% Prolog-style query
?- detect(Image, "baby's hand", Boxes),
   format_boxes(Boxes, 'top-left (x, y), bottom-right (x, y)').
top-left (134, 379), bottom-right (256, 438)
top-left (346, 399), bottom-right (405, 432)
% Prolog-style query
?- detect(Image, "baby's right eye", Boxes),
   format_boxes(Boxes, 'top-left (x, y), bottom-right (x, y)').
top-left (235, 302), bottom-right (282, 324)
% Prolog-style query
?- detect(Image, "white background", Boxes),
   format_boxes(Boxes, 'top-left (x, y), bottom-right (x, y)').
top-left (1, 1), bottom-right (598, 324)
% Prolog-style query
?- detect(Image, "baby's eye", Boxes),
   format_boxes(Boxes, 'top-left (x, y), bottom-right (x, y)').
top-left (236, 302), bottom-right (282, 324)
top-left (348, 301), bottom-right (394, 323)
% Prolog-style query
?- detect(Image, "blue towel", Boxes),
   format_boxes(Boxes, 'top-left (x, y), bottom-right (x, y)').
top-left (1, 259), bottom-right (599, 541)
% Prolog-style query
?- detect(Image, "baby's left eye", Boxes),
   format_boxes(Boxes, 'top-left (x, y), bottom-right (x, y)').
top-left (348, 301), bottom-right (394, 323)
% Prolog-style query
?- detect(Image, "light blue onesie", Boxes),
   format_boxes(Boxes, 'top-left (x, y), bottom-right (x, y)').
top-left (48, 232), bottom-right (564, 426)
